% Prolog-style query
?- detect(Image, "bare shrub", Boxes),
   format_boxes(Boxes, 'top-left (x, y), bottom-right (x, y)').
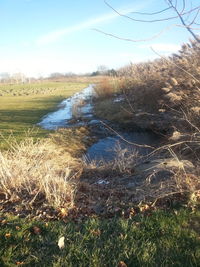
top-left (0, 138), bottom-right (80, 209)
top-left (94, 77), bottom-right (119, 99)
top-left (82, 142), bottom-right (139, 178)
top-left (112, 143), bottom-right (140, 174)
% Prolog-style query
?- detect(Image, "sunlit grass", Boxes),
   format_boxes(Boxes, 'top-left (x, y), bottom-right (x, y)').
top-left (0, 208), bottom-right (199, 266)
top-left (0, 82), bottom-right (88, 149)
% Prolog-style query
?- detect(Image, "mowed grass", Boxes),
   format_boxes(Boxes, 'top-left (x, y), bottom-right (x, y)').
top-left (0, 208), bottom-right (199, 267)
top-left (0, 82), bottom-right (88, 148)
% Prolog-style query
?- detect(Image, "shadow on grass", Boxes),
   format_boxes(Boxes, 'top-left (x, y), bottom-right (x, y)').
top-left (0, 209), bottom-right (199, 266)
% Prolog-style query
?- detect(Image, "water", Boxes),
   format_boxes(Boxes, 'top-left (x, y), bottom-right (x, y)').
top-left (38, 85), bottom-right (160, 161)
top-left (38, 85), bottom-right (94, 130)
top-left (85, 132), bottom-right (159, 162)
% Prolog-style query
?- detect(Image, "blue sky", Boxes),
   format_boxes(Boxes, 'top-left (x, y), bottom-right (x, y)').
top-left (0, 0), bottom-right (198, 77)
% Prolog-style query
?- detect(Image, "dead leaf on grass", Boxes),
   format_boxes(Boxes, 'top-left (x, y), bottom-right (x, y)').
top-left (5, 233), bottom-right (11, 238)
top-left (90, 229), bottom-right (101, 236)
top-left (32, 226), bottom-right (41, 235)
top-left (58, 236), bottom-right (65, 249)
top-left (60, 208), bottom-right (68, 217)
top-left (16, 261), bottom-right (25, 265)
top-left (139, 204), bottom-right (150, 212)
top-left (118, 261), bottom-right (127, 267)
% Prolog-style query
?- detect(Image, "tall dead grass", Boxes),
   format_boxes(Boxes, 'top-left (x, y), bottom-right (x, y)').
top-left (93, 40), bottom-right (200, 203)
top-left (94, 77), bottom-right (120, 99)
top-left (0, 138), bottom-right (81, 209)
top-left (118, 40), bottom-right (200, 118)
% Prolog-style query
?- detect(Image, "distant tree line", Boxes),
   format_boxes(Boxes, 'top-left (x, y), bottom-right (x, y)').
top-left (90, 65), bottom-right (117, 76)
top-left (0, 72), bottom-right (34, 84)
top-left (0, 66), bottom-right (118, 84)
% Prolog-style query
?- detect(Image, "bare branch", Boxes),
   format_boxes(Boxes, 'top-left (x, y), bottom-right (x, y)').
top-left (130, 7), bottom-right (173, 16)
top-left (93, 25), bottom-right (175, 43)
top-left (100, 121), bottom-right (155, 149)
top-left (93, 23), bottom-right (200, 44)
top-left (188, 8), bottom-right (200, 26)
top-left (180, 0), bottom-right (186, 13)
top-left (104, 0), bottom-right (200, 24)
top-left (167, 0), bottom-right (200, 42)
top-left (176, 24), bottom-right (200, 30)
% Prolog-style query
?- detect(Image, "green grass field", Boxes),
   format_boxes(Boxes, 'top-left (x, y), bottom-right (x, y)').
top-left (0, 82), bottom-right (88, 148)
top-left (0, 208), bottom-right (199, 267)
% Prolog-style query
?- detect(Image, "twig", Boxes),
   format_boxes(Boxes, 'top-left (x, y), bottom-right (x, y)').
top-left (151, 190), bottom-right (186, 207)
top-left (93, 24), bottom-right (175, 43)
top-left (104, 0), bottom-right (200, 23)
top-left (130, 6), bottom-right (173, 16)
top-left (167, 0), bottom-right (200, 42)
top-left (100, 121), bottom-right (155, 149)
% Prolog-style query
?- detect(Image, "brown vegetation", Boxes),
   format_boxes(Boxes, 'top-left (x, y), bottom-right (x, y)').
top-left (94, 77), bottom-right (119, 99)
top-left (118, 40), bottom-right (200, 117)
top-left (1, 41), bottom-right (200, 220)
top-left (93, 40), bottom-right (200, 205)
top-left (0, 138), bottom-right (81, 214)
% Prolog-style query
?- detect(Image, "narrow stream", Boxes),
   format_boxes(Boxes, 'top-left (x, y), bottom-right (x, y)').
top-left (85, 132), bottom-right (159, 162)
top-left (38, 85), bottom-right (160, 161)
top-left (38, 85), bottom-right (94, 130)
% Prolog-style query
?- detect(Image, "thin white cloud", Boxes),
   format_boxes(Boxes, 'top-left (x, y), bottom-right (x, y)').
top-left (36, 3), bottom-right (146, 46)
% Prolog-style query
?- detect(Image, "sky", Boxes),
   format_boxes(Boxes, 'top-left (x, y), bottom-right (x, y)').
top-left (0, 0), bottom-right (199, 77)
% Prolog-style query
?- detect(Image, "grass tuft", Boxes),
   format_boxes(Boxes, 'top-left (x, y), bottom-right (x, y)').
top-left (0, 138), bottom-right (80, 210)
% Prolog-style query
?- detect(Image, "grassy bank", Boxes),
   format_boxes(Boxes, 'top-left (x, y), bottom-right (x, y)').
top-left (0, 208), bottom-right (199, 266)
top-left (0, 82), bottom-right (88, 149)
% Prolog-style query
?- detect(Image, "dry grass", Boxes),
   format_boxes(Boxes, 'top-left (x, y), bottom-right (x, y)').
top-left (0, 138), bottom-right (81, 210)
top-left (119, 41), bottom-right (200, 118)
top-left (94, 40), bottom-right (200, 162)
top-left (112, 144), bottom-right (140, 174)
top-left (83, 142), bottom-right (140, 176)
top-left (135, 164), bottom-right (199, 204)
top-left (94, 77), bottom-right (120, 99)
top-left (71, 99), bottom-right (85, 119)
top-left (92, 41), bottom-right (200, 207)
top-left (50, 127), bottom-right (93, 157)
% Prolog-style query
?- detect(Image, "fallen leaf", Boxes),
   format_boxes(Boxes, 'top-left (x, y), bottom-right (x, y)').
top-left (58, 236), bottom-right (65, 249)
top-left (32, 226), bottom-right (41, 235)
top-left (60, 208), bottom-right (68, 217)
top-left (5, 233), bottom-right (11, 238)
top-left (139, 204), bottom-right (150, 212)
top-left (118, 261), bottom-right (127, 267)
top-left (90, 229), bottom-right (101, 236)
top-left (16, 261), bottom-right (24, 265)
